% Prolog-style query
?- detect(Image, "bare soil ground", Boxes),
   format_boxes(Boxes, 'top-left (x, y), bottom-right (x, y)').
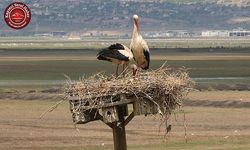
top-left (185, 91), bottom-right (250, 108)
top-left (188, 91), bottom-right (250, 102)
top-left (1, 91), bottom-right (250, 150)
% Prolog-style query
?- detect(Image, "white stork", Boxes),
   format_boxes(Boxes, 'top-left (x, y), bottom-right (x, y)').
top-left (130, 14), bottom-right (150, 72)
top-left (97, 43), bottom-right (134, 78)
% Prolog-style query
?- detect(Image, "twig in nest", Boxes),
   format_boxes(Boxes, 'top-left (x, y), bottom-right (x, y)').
top-left (183, 110), bottom-right (188, 143)
top-left (64, 65), bottom-right (194, 135)
top-left (39, 98), bottom-right (66, 119)
top-left (141, 91), bottom-right (163, 116)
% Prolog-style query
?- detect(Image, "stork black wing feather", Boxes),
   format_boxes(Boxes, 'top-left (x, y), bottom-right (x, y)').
top-left (108, 43), bottom-right (125, 50)
top-left (97, 44), bottom-right (129, 62)
top-left (131, 48), bottom-right (136, 61)
top-left (97, 55), bottom-right (112, 62)
top-left (142, 50), bottom-right (150, 70)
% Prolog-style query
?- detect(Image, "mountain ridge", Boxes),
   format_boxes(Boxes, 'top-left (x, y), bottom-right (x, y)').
top-left (1, 0), bottom-right (250, 35)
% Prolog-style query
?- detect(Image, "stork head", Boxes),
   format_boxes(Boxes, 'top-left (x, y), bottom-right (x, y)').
top-left (130, 64), bottom-right (138, 76)
top-left (133, 14), bottom-right (139, 20)
top-left (133, 14), bottom-right (139, 30)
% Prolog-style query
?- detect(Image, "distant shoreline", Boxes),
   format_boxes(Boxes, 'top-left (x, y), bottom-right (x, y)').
top-left (1, 37), bottom-right (250, 49)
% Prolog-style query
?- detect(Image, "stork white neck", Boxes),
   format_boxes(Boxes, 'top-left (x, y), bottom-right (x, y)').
top-left (132, 17), bottom-right (139, 38)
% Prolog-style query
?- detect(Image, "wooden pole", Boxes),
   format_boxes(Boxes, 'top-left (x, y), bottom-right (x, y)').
top-left (112, 106), bottom-right (127, 150)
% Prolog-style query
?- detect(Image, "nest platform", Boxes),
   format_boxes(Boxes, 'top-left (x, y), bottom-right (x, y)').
top-left (65, 67), bottom-right (193, 124)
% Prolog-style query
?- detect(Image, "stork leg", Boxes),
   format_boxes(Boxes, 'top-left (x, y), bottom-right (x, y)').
top-left (122, 64), bottom-right (125, 78)
top-left (115, 64), bottom-right (119, 79)
top-left (137, 68), bottom-right (140, 76)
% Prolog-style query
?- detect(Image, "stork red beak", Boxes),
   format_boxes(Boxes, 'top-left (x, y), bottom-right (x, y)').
top-left (132, 68), bottom-right (137, 76)
top-left (134, 19), bottom-right (139, 31)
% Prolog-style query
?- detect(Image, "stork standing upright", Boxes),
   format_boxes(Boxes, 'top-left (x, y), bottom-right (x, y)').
top-left (97, 43), bottom-right (134, 78)
top-left (130, 14), bottom-right (150, 72)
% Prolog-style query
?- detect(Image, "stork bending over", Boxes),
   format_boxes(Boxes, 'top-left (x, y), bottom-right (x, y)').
top-left (130, 14), bottom-right (150, 74)
top-left (97, 43), bottom-right (134, 78)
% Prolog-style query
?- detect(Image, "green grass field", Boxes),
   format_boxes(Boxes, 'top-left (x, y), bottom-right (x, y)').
top-left (0, 59), bottom-right (249, 83)
top-left (0, 59), bottom-right (249, 79)
top-left (39, 139), bottom-right (250, 150)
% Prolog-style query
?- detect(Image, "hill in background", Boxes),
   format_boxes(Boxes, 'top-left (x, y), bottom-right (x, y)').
top-left (0, 0), bottom-right (250, 35)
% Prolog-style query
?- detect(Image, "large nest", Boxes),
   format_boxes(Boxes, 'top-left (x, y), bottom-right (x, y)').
top-left (64, 66), bottom-right (193, 118)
